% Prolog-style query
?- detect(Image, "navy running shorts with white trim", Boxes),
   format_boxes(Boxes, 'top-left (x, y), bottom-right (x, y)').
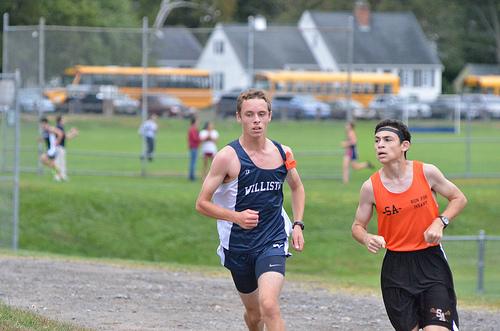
top-left (223, 242), bottom-right (287, 294)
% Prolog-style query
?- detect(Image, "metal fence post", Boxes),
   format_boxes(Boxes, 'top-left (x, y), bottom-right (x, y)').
top-left (2, 13), bottom-right (8, 74)
top-left (141, 16), bottom-right (149, 177)
top-left (477, 229), bottom-right (485, 294)
top-left (346, 15), bottom-right (354, 123)
top-left (13, 69), bottom-right (21, 251)
top-left (37, 17), bottom-right (46, 175)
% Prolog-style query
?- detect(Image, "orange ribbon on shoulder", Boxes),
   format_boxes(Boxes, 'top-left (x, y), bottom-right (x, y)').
top-left (285, 151), bottom-right (296, 170)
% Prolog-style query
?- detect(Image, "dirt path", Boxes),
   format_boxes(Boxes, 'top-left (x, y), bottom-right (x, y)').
top-left (0, 256), bottom-right (498, 331)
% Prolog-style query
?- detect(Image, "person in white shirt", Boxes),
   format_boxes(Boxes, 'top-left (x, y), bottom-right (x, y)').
top-left (138, 114), bottom-right (158, 162)
top-left (55, 115), bottom-right (79, 181)
top-left (199, 121), bottom-right (219, 178)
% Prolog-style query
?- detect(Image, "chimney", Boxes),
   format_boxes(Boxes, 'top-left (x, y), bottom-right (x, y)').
top-left (354, 0), bottom-right (371, 31)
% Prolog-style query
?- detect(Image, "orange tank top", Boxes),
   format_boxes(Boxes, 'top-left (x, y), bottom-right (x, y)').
top-left (370, 161), bottom-right (439, 251)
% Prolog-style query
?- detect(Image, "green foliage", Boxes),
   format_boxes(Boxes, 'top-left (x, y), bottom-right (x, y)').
top-left (0, 0), bottom-right (139, 26)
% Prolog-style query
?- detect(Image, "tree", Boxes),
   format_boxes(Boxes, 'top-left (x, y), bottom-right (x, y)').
top-left (465, 0), bottom-right (500, 64)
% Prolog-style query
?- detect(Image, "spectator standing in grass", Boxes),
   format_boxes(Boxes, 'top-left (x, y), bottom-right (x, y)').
top-left (342, 121), bottom-right (373, 184)
top-left (187, 117), bottom-right (200, 181)
top-left (196, 89), bottom-right (305, 331)
top-left (55, 115), bottom-right (79, 181)
top-left (199, 121), bottom-right (219, 179)
top-left (39, 117), bottom-right (64, 181)
top-left (139, 113), bottom-right (158, 162)
top-left (351, 119), bottom-right (467, 331)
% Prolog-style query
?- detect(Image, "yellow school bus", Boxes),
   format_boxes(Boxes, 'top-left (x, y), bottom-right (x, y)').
top-left (254, 70), bottom-right (400, 107)
top-left (45, 65), bottom-right (213, 109)
top-left (463, 75), bottom-right (500, 95)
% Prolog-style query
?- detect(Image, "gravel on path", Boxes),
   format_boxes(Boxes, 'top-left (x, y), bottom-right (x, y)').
top-left (0, 256), bottom-right (498, 331)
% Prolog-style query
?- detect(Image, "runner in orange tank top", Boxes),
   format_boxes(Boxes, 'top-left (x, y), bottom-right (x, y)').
top-left (351, 119), bottom-right (467, 331)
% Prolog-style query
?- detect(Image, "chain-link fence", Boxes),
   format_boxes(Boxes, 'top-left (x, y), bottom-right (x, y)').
top-left (3, 15), bottom-right (500, 179)
top-left (0, 71), bottom-right (20, 250)
top-left (443, 231), bottom-right (500, 295)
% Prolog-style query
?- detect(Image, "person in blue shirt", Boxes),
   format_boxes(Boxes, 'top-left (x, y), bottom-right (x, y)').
top-left (196, 89), bottom-right (305, 331)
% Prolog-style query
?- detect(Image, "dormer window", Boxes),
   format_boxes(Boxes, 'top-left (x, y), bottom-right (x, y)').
top-left (214, 40), bottom-right (224, 54)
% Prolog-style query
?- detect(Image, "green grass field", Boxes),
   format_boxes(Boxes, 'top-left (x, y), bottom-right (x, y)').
top-left (0, 301), bottom-right (89, 331)
top-left (5, 114), bottom-right (500, 308)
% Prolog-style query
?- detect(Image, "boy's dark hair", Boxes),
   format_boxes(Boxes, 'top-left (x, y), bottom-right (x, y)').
top-left (375, 119), bottom-right (411, 158)
top-left (236, 89), bottom-right (272, 114)
top-left (40, 117), bottom-right (48, 123)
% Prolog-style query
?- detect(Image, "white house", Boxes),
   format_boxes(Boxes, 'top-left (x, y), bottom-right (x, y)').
top-left (196, 23), bottom-right (318, 93)
top-left (298, 2), bottom-right (443, 101)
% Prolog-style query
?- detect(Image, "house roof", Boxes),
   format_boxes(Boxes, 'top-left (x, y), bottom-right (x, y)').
top-left (307, 11), bottom-right (441, 66)
top-left (460, 63), bottom-right (500, 76)
top-left (151, 27), bottom-right (202, 63)
top-left (219, 24), bottom-right (319, 70)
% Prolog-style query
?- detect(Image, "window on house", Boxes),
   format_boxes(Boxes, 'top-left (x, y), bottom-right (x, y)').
top-left (413, 69), bottom-right (422, 87)
top-left (422, 70), bottom-right (435, 87)
top-left (212, 72), bottom-right (224, 90)
top-left (398, 69), bottom-right (411, 87)
top-left (213, 40), bottom-right (224, 54)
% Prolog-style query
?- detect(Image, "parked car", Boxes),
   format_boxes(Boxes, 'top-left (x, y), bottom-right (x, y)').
top-left (391, 95), bottom-right (432, 119)
top-left (368, 95), bottom-right (399, 119)
top-left (369, 95), bottom-right (431, 119)
top-left (62, 91), bottom-right (140, 114)
top-left (215, 91), bottom-right (240, 118)
top-left (142, 93), bottom-right (189, 117)
top-left (271, 94), bottom-right (302, 119)
top-left (429, 95), bottom-right (481, 119)
top-left (19, 88), bottom-right (55, 113)
top-left (112, 93), bottom-right (140, 115)
top-left (273, 94), bottom-right (331, 119)
top-left (461, 94), bottom-right (500, 119)
top-left (329, 98), bottom-right (374, 119)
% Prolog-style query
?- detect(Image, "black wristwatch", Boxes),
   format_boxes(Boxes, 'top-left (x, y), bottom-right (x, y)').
top-left (293, 221), bottom-right (305, 231)
top-left (439, 215), bottom-right (449, 229)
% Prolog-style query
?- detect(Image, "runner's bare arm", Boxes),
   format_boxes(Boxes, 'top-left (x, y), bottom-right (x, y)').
top-left (423, 163), bottom-right (467, 243)
top-left (283, 146), bottom-right (305, 251)
top-left (195, 146), bottom-right (259, 230)
top-left (352, 180), bottom-right (386, 253)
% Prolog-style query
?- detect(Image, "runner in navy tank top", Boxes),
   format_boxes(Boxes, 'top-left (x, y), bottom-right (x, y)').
top-left (214, 139), bottom-right (289, 254)
top-left (196, 89), bottom-right (305, 331)
top-left (39, 117), bottom-right (64, 181)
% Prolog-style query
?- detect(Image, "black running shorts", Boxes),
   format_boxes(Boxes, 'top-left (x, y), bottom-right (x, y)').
top-left (381, 245), bottom-right (459, 331)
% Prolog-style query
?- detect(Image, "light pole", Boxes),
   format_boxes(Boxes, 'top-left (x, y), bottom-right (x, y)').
top-left (346, 15), bottom-right (354, 123)
top-left (154, 0), bottom-right (219, 29)
top-left (247, 16), bottom-right (255, 88)
top-left (247, 15), bottom-right (266, 88)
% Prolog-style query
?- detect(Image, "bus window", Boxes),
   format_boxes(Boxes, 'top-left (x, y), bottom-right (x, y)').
top-left (80, 74), bottom-right (93, 85)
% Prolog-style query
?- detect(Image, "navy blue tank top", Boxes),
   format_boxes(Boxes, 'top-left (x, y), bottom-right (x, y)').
top-left (225, 139), bottom-right (288, 252)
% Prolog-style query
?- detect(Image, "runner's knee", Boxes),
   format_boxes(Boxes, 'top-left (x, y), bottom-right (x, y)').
top-left (244, 307), bottom-right (262, 325)
top-left (259, 297), bottom-right (280, 319)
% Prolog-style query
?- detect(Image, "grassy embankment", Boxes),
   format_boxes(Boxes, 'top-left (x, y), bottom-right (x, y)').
top-left (12, 116), bottom-right (500, 310)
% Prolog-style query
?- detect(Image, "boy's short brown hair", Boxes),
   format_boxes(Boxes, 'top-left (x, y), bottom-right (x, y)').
top-left (236, 89), bottom-right (272, 114)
